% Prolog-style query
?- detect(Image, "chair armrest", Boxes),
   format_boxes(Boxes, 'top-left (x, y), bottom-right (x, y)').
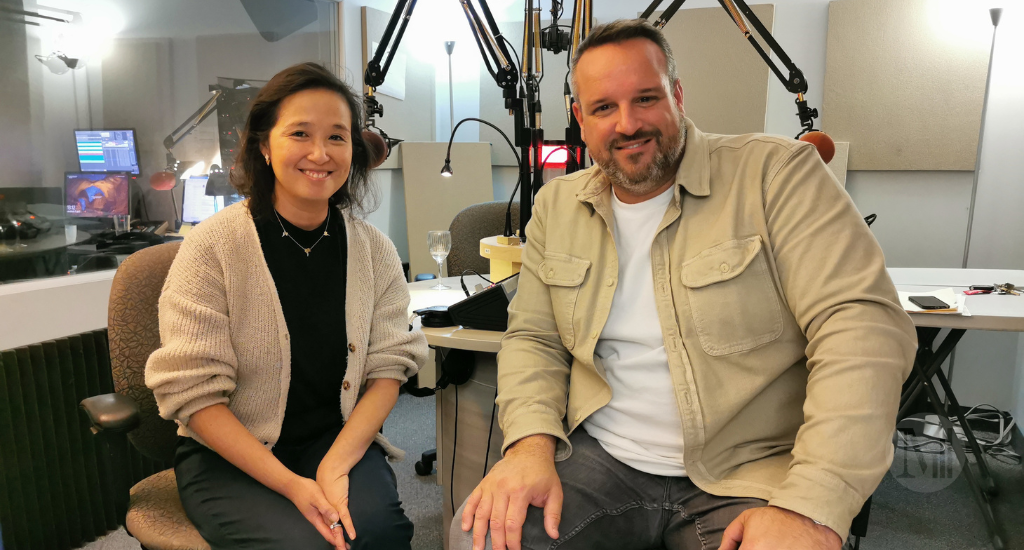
top-left (80, 393), bottom-right (141, 435)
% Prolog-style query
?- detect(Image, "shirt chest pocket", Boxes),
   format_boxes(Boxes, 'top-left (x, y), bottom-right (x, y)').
top-left (680, 235), bottom-right (783, 356)
top-left (538, 252), bottom-right (591, 350)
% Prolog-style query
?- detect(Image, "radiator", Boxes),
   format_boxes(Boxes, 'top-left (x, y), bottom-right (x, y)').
top-left (0, 330), bottom-right (169, 550)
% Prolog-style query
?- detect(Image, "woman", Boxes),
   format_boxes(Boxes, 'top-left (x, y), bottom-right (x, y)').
top-left (146, 62), bottom-right (427, 550)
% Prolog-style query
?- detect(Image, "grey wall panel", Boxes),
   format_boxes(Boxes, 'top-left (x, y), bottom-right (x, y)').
top-left (0, 0), bottom-right (37, 187)
top-left (844, 170), bottom-right (973, 268)
top-left (823, 0), bottom-right (992, 170)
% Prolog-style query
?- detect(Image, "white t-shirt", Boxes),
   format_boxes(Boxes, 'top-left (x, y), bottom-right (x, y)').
top-left (581, 184), bottom-right (687, 477)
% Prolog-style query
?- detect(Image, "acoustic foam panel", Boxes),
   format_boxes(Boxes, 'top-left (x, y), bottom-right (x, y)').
top-left (659, 4), bottom-right (776, 136)
top-left (823, 0), bottom-right (993, 170)
top-left (401, 142), bottom-right (494, 280)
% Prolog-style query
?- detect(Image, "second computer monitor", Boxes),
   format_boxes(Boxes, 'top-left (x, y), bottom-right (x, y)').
top-left (75, 129), bottom-right (140, 175)
top-left (65, 172), bottom-right (131, 217)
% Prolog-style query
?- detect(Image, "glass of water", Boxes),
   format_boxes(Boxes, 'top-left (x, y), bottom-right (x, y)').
top-left (427, 230), bottom-right (452, 290)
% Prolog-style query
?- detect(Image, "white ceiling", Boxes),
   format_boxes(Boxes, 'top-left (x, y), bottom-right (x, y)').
top-left (27, 0), bottom-right (687, 42)
top-left (350, 0), bottom-right (643, 24)
top-left (31, 0), bottom-right (654, 41)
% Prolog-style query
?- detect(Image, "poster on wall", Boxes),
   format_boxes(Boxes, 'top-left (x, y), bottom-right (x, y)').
top-left (371, 41), bottom-right (406, 100)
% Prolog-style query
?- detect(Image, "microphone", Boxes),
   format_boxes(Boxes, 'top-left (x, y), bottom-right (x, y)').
top-left (362, 129), bottom-right (389, 169)
top-left (799, 131), bottom-right (835, 164)
top-left (149, 170), bottom-right (177, 191)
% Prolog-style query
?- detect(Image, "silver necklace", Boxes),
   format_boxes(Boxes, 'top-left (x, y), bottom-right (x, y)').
top-left (275, 209), bottom-right (330, 257)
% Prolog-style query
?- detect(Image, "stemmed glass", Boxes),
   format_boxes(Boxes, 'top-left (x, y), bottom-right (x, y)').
top-left (0, 217), bottom-right (11, 253)
top-left (10, 219), bottom-right (27, 249)
top-left (427, 230), bottom-right (452, 290)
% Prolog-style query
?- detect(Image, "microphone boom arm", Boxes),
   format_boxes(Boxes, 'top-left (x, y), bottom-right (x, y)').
top-left (363, 0), bottom-right (520, 158)
top-left (364, 0), bottom-right (518, 105)
top-left (642, 0), bottom-right (820, 137)
top-left (162, 90), bottom-right (223, 161)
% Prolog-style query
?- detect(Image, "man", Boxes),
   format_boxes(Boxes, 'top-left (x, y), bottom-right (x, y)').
top-left (452, 19), bottom-right (916, 550)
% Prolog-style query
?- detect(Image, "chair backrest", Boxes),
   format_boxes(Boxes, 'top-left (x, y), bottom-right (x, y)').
top-left (447, 200), bottom-right (520, 278)
top-left (107, 242), bottom-right (181, 462)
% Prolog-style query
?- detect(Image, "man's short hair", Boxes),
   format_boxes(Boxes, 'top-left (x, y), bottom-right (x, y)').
top-left (570, 19), bottom-right (679, 99)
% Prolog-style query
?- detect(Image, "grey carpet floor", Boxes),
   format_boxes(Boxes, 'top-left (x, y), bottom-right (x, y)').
top-left (79, 395), bottom-right (1021, 550)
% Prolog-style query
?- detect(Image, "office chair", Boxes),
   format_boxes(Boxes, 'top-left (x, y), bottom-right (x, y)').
top-left (80, 242), bottom-right (210, 550)
top-left (446, 200), bottom-right (521, 278)
top-left (848, 496), bottom-right (871, 550)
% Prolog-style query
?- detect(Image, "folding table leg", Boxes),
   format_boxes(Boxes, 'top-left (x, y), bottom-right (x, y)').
top-left (931, 366), bottom-right (998, 496)
top-left (911, 358), bottom-right (1004, 550)
top-left (899, 328), bottom-right (962, 420)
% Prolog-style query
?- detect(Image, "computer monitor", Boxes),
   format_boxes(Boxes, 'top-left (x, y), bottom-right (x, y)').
top-left (74, 129), bottom-right (140, 175)
top-left (64, 172), bottom-right (131, 218)
top-left (181, 175), bottom-right (226, 224)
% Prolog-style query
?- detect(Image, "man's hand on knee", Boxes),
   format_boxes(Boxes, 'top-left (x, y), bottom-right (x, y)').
top-left (461, 435), bottom-right (562, 550)
top-left (720, 506), bottom-right (842, 550)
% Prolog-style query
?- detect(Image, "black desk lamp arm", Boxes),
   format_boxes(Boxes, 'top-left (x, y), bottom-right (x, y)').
top-left (443, 118), bottom-right (522, 238)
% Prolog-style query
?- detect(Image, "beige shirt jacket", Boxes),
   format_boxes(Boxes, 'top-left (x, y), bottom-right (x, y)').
top-left (496, 118), bottom-right (917, 540)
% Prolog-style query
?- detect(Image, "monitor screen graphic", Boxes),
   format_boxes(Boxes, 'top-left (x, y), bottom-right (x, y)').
top-left (74, 129), bottom-right (140, 174)
top-left (65, 172), bottom-right (131, 217)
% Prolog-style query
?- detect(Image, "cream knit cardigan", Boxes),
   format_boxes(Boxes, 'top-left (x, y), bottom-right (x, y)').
top-left (145, 202), bottom-right (427, 459)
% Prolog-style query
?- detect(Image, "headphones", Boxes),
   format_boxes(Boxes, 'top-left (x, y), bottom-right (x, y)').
top-left (436, 348), bottom-right (475, 389)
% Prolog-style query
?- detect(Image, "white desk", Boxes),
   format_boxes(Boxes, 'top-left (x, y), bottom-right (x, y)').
top-left (889, 268), bottom-right (1024, 550)
top-left (408, 275), bottom-right (502, 353)
top-left (889, 268), bottom-right (1024, 331)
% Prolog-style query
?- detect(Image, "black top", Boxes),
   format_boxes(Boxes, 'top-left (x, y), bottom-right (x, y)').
top-left (255, 209), bottom-right (348, 448)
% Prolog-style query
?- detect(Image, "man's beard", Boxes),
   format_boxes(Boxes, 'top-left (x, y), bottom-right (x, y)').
top-left (595, 116), bottom-right (686, 196)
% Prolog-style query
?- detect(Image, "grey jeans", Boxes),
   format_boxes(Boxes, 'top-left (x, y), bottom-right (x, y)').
top-left (450, 428), bottom-right (767, 550)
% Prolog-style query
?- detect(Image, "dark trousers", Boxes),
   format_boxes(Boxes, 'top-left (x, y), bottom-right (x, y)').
top-left (175, 427), bottom-right (413, 550)
top-left (451, 428), bottom-right (767, 550)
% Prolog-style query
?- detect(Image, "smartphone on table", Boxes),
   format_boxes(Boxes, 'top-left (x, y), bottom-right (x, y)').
top-left (908, 296), bottom-right (950, 310)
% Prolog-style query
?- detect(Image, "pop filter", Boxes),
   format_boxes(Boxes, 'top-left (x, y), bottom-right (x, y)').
top-left (799, 131), bottom-right (836, 164)
top-left (149, 171), bottom-right (177, 191)
top-left (362, 127), bottom-right (403, 169)
top-left (363, 130), bottom-right (389, 169)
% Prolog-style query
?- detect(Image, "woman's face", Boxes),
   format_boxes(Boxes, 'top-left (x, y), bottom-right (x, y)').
top-left (261, 88), bottom-right (353, 209)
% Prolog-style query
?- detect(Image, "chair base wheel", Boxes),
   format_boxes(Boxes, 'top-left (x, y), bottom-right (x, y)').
top-left (415, 449), bottom-right (437, 476)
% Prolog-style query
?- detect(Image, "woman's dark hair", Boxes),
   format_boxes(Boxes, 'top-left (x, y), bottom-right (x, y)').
top-left (232, 62), bottom-right (378, 220)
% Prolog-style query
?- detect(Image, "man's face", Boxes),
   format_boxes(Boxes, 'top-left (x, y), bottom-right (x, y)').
top-left (572, 38), bottom-right (686, 197)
